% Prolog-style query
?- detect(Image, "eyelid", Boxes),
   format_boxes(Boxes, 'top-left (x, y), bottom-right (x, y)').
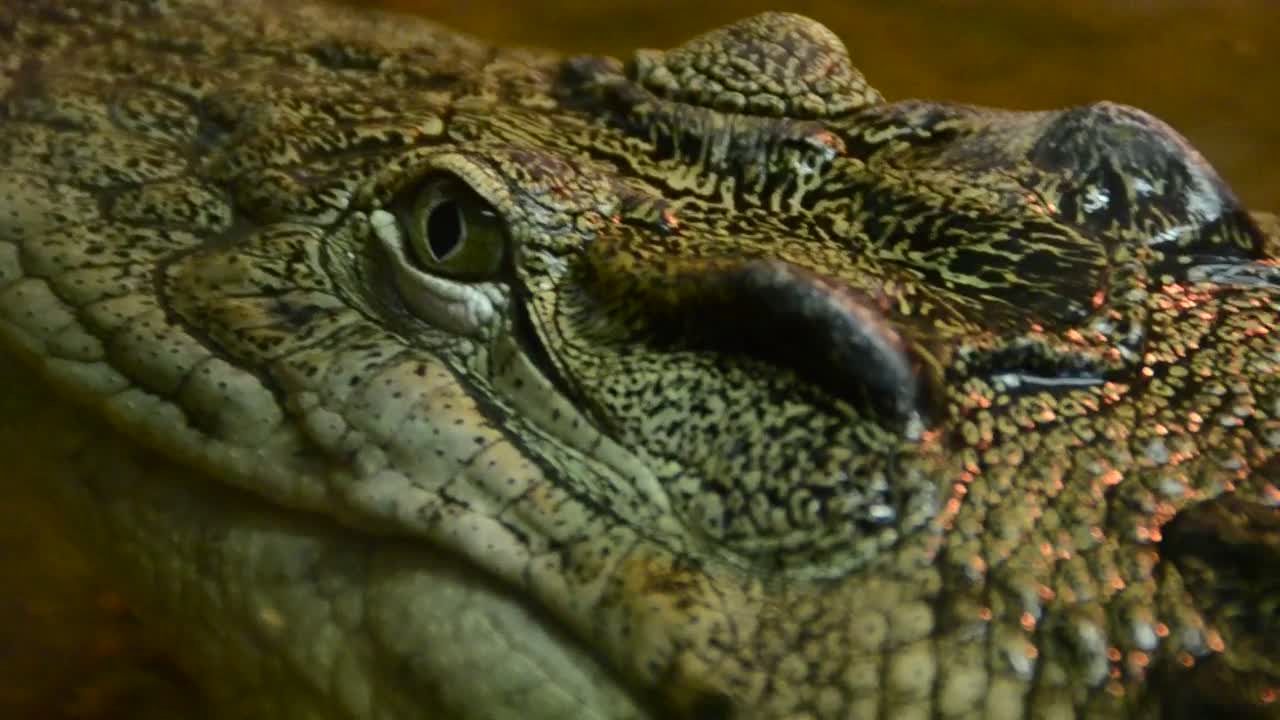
top-left (371, 207), bottom-right (506, 338)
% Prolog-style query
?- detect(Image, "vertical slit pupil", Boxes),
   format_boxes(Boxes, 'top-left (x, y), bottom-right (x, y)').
top-left (426, 200), bottom-right (464, 260)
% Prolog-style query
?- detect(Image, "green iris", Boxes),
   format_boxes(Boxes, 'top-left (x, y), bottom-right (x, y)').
top-left (405, 177), bottom-right (505, 278)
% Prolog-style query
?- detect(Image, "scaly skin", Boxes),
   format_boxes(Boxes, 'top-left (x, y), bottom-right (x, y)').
top-left (0, 2), bottom-right (1277, 718)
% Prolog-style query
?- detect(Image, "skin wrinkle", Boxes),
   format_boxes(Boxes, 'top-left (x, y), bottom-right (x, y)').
top-left (0, 2), bottom-right (1278, 719)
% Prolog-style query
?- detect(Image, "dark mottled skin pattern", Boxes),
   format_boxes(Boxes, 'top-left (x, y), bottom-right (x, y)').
top-left (0, 1), bottom-right (1277, 718)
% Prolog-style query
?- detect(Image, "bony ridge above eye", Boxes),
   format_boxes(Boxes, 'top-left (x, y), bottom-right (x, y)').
top-left (400, 175), bottom-right (507, 279)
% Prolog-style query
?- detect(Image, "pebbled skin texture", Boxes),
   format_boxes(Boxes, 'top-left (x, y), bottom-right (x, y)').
top-left (1, 1), bottom-right (1278, 718)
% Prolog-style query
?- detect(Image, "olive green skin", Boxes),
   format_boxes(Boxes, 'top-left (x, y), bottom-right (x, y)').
top-left (0, 2), bottom-right (1277, 719)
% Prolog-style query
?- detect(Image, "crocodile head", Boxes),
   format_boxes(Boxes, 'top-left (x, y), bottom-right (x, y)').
top-left (1, 2), bottom-right (1277, 719)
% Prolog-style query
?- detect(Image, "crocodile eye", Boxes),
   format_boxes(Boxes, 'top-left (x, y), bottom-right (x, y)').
top-left (402, 177), bottom-right (505, 278)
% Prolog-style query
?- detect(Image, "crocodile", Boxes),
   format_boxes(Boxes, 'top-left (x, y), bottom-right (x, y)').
top-left (0, 1), bottom-right (1277, 718)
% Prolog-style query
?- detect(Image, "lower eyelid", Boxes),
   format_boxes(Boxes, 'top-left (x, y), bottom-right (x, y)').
top-left (370, 209), bottom-right (503, 337)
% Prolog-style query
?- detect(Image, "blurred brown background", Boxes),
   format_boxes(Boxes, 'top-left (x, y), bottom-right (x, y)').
top-left (2, 2), bottom-right (1276, 719)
